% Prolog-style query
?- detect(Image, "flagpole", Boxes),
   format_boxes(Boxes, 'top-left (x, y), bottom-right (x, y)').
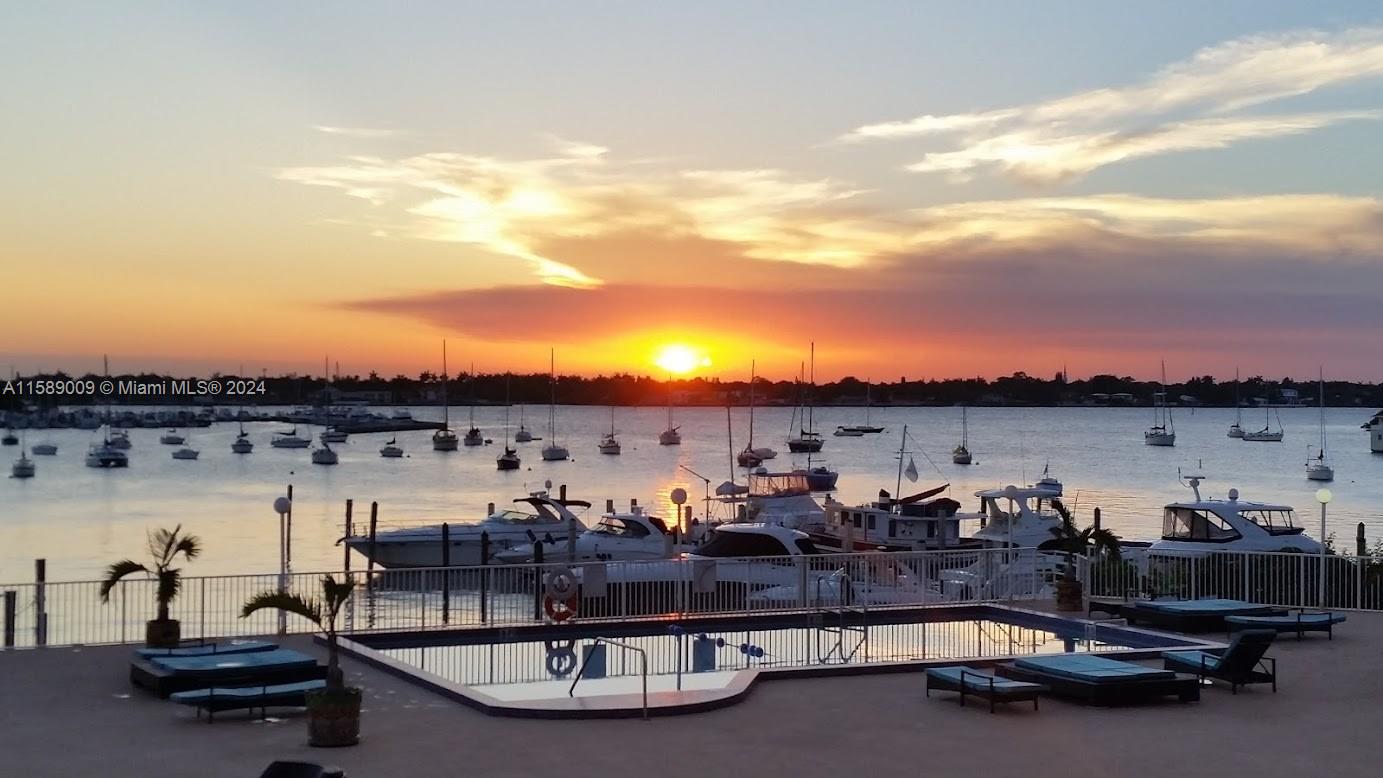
top-left (895, 424), bottom-right (908, 501)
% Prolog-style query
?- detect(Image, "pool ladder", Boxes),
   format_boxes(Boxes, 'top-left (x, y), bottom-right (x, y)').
top-left (817, 570), bottom-right (869, 664)
top-left (568, 637), bottom-right (649, 720)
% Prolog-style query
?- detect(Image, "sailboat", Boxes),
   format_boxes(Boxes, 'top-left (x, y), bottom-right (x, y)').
top-left (738, 361), bottom-right (777, 467)
top-left (786, 348), bottom-right (824, 453)
top-left (1306, 369), bottom-right (1333, 481)
top-left (380, 436), bottom-right (404, 458)
top-left (31, 441), bottom-right (57, 456)
top-left (231, 416), bottom-right (253, 454)
top-left (541, 350), bottom-right (569, 461)
top-left (311, 440), bottom-right (339, 465)
top-left (840, 379), bottom-right (885, 434)
top-left (270, 425), bottom-right (311, 448)
top-left (171, 423), bottom-right (200, 460)
top-left (1227, 367), bottom-right (1245, 438)
top-left (514, 404), bottom-right (535, 442)
top-left (1144, 361), bottom-right (1176, 446)
top-left (598, 406), bottom-right (621, 454)
top-left (432, 341), bottom-right (459, 451)
top-left (1242, 403), bottom-right (1284, 442)
top-left (658, 377), bottom-right (681, 445)
top-left (497, 379), bottom-right (521, 470)
top-left (11, 432), bottom-right (35, 478)
top-left (952, 406), bottom-right (973, 464)
top-left (87, 357), bottom-right (130, 468)
top-left (463, 363), bottom-right (484, 446)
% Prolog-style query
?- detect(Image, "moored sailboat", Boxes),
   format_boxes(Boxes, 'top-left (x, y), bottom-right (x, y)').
top-left (432, 341), bottom-right (459, 451)
top-left (1306, 368), bottom-right (1333, 481)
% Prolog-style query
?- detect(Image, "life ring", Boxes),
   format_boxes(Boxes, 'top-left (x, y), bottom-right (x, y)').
top-left (545, 567), bottom-right (578, 599)
top-left (544, 594), bottom-right (579, 622)
top-left (544, 639), bottom-right (577, 677)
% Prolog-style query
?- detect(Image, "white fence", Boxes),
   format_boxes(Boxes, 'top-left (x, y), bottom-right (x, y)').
top-left (0, 547), bottom-right (1046, 650)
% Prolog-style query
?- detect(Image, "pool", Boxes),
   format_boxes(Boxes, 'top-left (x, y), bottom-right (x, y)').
top-left (337, 605), bottom-right (1215, 718)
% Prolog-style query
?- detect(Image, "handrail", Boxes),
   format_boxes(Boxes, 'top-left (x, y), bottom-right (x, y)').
top-left (568, 637), bottom-right (649, 720)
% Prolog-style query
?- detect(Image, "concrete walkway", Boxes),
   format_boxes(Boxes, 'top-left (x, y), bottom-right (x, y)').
top-left (1, 614), bottom-right (1379, 778)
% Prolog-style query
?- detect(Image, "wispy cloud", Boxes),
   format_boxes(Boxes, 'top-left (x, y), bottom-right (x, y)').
top-left (839, 26), bottom-right (1383, 182)
top-left (313, 125), bottom-right (399, 139)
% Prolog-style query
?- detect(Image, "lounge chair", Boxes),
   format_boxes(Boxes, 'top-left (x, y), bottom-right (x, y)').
top-left (997, 654), bottom-right (1199, 706)
top-left (134, 639), bottom-right (277, 659)
top-left (1162, 629), bottom-right (1277, 694)
top-left (259, 762), bottom-right (345, 778)
top-left (925, 666), bottom-right (1046, 713)
top-left (1120, 598), bottom-right (1284, 632)
top-left (130, 648), bottom-right (326, 698)
top-left (170, 679), bottom-right (326, 722)
top-left (1225, 610), bottom-right (1345, 640)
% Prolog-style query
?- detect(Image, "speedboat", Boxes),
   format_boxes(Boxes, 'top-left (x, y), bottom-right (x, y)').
top-left (11, 452), bottom-right (35, 478)
top-left (598, 432), bottom-right (621, 455)
top-left (31, 443), bottom-right (57, 456)
top-left (432, 428), bottom-right (459, 451)
top-left (380, 437), bottom-right (404, 458)
top-left (1144, 476), bottom-right (1322, 556)
top-left (159, 429), bottom-right (185, 445)
top-left (271, 427), bottom-right (312, 448)
top-left (342, 491), bottom-right (591, 568)
top-left (311, 443), bottom-right (339, 465)
top-left (321, 428), bottom-right (349, 443)
top-left (496, 445), bottom-right (521, 470)
top-left (171, 446), bottom-right (200, 461)
top-left (833, 426), bottom-right (864, 437)
top-left (495, 504), bottom-right (686, 563)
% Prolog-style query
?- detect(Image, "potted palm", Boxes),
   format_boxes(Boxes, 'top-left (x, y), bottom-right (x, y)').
top-left (99, 525), bottom-right (202, 647)
top-left (1046, 500), bottom-right (1121, 611)
top-left (241, 575), bottom-right (360, 747)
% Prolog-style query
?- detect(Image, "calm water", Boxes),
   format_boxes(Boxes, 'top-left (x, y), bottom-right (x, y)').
top-left (3, 405), bottom-right (1380, 581)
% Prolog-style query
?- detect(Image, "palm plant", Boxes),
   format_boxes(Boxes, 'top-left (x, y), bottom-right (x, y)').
top-left (241, 575), bottom-right (354, 690)
top-left (99, 525), bottom-right (202, 622)
top-left (1049, 499), bottom-right (1122, 578)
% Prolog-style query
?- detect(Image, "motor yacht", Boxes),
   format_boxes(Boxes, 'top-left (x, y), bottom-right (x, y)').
top-left (496, 504), bottom-right (688, 563)
top-left (1143, 476), bottom-right (1323, 556)
top-left (718, 469), bottom-right (827, 532)
top-left (171, 446), bottom-right (200, 461)
top-left (816, 485), bottom-right (970, 552)
top-left (342, 491), bottom-right (591, 567)
top-left (1363, 410), bottom-right (1383, 453)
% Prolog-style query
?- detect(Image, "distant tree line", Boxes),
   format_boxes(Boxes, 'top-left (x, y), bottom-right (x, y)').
top-left (6, 369), bottom-right (1382, 409)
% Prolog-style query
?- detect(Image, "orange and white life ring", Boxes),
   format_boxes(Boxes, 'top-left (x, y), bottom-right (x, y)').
top-left (543, 594), bottom-right (579, 622)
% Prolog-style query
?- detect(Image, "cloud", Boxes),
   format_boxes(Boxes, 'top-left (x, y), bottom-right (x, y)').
top-left (313, 125), bottom-right (399, 139)
top-left (838, 26), bottom-right (1383, 181)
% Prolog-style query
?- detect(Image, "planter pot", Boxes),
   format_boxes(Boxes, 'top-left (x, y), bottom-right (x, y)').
top-left (307, 687), bottom-right (362, 748)
top-left (145, 618), bottom-right (181, 648)
top-left (1055, 579), bottom-right (1084, 612)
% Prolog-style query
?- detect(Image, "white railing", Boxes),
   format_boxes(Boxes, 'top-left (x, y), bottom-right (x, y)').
top-left (1083, 548), bottom-right (1383, 611)
top-left (0, 547), bottom-right (1045, 650)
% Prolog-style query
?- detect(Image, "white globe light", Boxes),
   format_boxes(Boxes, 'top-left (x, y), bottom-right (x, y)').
top-left (670, 487), bottom-right (688, 505)
top-left (1315, 488), bottom-right (1333, 505)
top-left (273, 496), bottom-right (292, 515)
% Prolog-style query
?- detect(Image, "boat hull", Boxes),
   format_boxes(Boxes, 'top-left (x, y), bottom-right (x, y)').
top-left (1144, 433), bottom-right (1176, 446)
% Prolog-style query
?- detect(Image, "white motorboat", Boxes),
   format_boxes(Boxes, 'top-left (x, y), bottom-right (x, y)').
top-left (1144, 361), bottom-right (1176, 446)
top-left (952, 406), bottom-right (972, 464)
top-left (1034, 462), bottom-right (1063, 495)
top-left (321, 428), bottom-right (349, 443)
top-left (159, 429), bottom-right (185, 445)
top-left (1363, 410), bottom-right (1383, 453)
top-left (1306, 369), bottom-right (1333, 481)
top-left (968, 486), bottom-right (1069, 549)
top-left (541, 349), bottom-right (568, 461)
top-left (1242, 405), bottom-right (1284, 442)
top-left (311, 442), bottom-right (339, 465)
top-left (31, 443), bottom-right (57, 456)
top-left (171, 446), bottom-right (200, 461)
top-left (496, 504), bottom-right (687, 563)
top-left (719, 469), bottom-right (827, 531)
top-left (1228, 367), bottom-right (1245, 438)
top-left (1144, 475), bottom-right (1323, 556)
top-left (342, 491), bottom-right (591, 568)
top-left (271, 428), bottom-right (312, 448)
top-left (380, 437), bottom-right (404, 458)
top-left (433, 341), bottom-right (460, 451)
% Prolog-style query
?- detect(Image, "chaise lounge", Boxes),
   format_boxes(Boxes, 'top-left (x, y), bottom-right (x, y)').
top-left (1119, 598), bottom-right (1284, 632)
top-left (1225, 610), bottom-right (1345, 640)
top-left (130, 648), bottom-right (326, 698)
top-left (134, 639), bottom-right (277, 659)
top-left (1161, 629), bottom-right (1278, 694)
top-left (170, 679), bottom-right (327, 722)
top-left (924, 666), bottom-right (1047, 713)
top-left (996, 654), bottom-right (1199, 706)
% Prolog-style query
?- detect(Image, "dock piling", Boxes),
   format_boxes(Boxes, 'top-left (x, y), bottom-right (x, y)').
top-left (1358, 523), bottom-right (1367, 557)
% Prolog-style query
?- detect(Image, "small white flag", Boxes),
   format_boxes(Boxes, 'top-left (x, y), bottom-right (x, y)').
top-left (904, 456), bottom-right (919, 482)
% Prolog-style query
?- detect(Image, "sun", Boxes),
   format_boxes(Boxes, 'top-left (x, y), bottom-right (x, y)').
top-left (653, 344), bottom-right (711, 375)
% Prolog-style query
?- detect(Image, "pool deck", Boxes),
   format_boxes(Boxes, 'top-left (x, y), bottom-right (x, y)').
top-left (2, 605), bottom-right (1379, 777)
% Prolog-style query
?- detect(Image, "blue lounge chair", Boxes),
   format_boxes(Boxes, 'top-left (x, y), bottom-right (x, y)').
top-left (925, 666), bottom-right (1046, 712)
top-left (997, 654), bottom-right (1199, 705)
top-left (170, 679), bottom-right (326, 722)
top-left (1225, 611), bottom-right (1345, 640)
top-left (1162, 629), bottom-right (1277, 693)
top-left (134, 639), bottom-right (276, 659)
top-left (131, 648), bottom-right (326, 698)
top-left (1121, 598), bottom-right (1284, 632)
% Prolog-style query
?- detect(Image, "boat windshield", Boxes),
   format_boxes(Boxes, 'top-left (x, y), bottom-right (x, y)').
top-left (486, 509), bottom-right (549, 525)
top-left (1162, 508), bottom-right (1241, 542)
top-left (590, 516), bottom-right (660, 538)
top-left (748, 472), bottom-right (811, 497)
top-left (1238, 509), bottom-right (1303, 535)
top-left (696, 532), bottom-right (805, 558)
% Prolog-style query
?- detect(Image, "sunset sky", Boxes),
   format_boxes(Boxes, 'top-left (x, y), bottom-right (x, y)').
top-left (4, 2), bottom-right (1383, 381)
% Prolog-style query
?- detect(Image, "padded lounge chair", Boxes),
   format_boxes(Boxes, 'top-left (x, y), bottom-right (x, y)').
top-left (1162, 629), bottom-right (1278, 694)
top-left (1225, 611), bottom-right (1345, 640)
top-left (1121, 598), bottom-right (1284, 632)
top-left (997, 654), bottom-right (1199, 706)
top-left (134, 639), bottom-right (276, 659)
top-left (925, 666), bottom-right (1046, 713)
top-left (170, 679), bottom-right (326, 722)
top-left (130, 648), bottom-right (326, 698)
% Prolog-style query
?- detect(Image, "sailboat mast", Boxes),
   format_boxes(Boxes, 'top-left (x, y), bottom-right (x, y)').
top-left (1319, 367), bottom-right (1327, 453)
top-left (1234, 367), bottom-right (1242, 425)
top-left (469, 362), bottom-right (476, 427)
top-left (807, 342), bottom-right (815, 434)
top-left (548, 349), bottom-right (556, 439)
top-left (895, 425), bottom-right (908, 501)
top-left (441, 341), bottom-right (450, 429)
top-left (747, 360), bottom-right (756, 449)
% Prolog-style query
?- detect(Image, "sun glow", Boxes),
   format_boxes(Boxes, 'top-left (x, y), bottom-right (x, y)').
top-left (653, 344), bottom-right (711, 375)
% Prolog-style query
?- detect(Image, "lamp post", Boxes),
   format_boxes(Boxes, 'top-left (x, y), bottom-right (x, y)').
top-left (1315, 488), bottom-right (1332, 608)
top-left (273, 495), bottom-right (292, 635)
